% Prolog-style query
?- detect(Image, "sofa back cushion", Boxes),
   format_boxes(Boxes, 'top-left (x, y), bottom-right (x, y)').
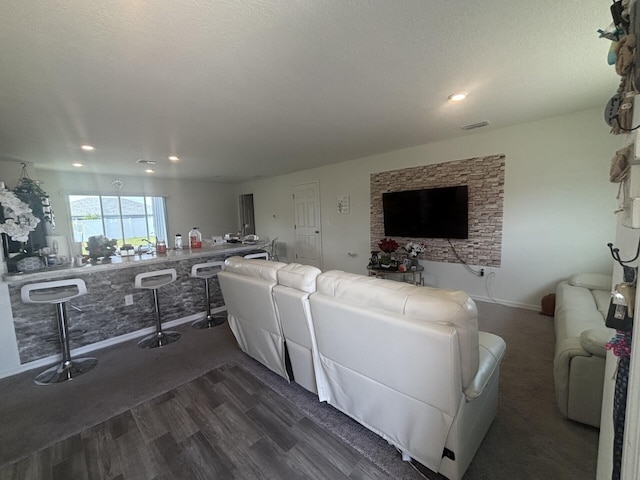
top-left (223, 255), bottom-right (287, 280)
top-left (568, 273), bottom-right (612, 291)
top-left (315, 270), bottom-right (479, 389)
top-left (219, 256), bottom-right (289, 379)
top-left (273, 263), bottom-right (322, 394)
top-left (277, 262), bottom-right (322, 293)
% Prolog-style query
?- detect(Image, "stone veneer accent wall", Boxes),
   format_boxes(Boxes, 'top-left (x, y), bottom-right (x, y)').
top-left (370, 154), bottom-right (504, 267)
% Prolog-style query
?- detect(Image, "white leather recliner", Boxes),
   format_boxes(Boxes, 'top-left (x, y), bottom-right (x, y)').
top-left (273, 262), bottom-right (322, 394)
top-left (308, 270), bottom-right (506, 480)
top-left (218, 256), bottom-right (289, 379)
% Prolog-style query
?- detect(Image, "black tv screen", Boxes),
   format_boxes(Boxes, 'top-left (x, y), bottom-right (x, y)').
top-left (382, 186), bottom-right (468, 239)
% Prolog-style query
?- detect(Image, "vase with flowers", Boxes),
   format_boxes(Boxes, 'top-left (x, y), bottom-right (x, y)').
top-left (0, 183), bottom-right (42, 272)
top-left (0, 184), bottom-right (41, 243)
top-left (377, 237), bottom-right (399, 268)
top-left (86, 235), bottom-right (118, 261)
top-left (404, 241), bottom-right (426, 265)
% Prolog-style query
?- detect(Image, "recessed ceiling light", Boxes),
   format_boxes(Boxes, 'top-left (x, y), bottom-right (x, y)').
top-left (145, 169), bottom-right (155, 173)
top-left (448, 92), bottom-right (467, 102)
top-left (80, 144), bottom-right (95, 151)
top-left (137, 159), bottom-right (156, 165)
top-left (168, 156), bottom-right (179, 161)
top-left (72, 162), bottom-right (84, 167)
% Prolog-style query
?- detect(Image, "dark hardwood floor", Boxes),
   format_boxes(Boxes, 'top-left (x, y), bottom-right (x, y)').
top-left (0, 364), bottom-right (392, 480)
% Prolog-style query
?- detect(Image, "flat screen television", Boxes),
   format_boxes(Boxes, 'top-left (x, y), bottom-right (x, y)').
top-left (382, 185), bottom-right (468, 239)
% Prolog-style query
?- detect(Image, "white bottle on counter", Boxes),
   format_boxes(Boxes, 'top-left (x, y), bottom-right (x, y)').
top-left (175, 234), bottom-right (183, 250)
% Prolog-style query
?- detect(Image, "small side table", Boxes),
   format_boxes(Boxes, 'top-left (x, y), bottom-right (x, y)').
top-left (367, 265), bottom-right (424, 286)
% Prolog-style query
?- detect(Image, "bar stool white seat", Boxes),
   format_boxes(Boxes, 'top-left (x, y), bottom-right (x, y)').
top-left (244, 252), bottom-right (269, 260)
top-left (21, 278), bottom-right (97, 385)
top-left (190, 261), bottom-right (226, 329)
top-left (134, 268), bottom-right (180, 348)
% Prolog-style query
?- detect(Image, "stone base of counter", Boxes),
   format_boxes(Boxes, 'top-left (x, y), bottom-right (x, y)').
top-left (8, 249), bottom-right (263, 364)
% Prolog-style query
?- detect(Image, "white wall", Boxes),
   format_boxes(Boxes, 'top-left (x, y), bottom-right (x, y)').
top-left (34, 171), bottom-right (240, 245)
top-left (236, 107), bottom-right (621, 308)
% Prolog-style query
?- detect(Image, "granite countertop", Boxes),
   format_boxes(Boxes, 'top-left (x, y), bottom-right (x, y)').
top-left (2, 243), bottom-right (263, 284)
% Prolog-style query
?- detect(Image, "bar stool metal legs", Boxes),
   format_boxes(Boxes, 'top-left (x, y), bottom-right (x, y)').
top-left (135, 269), bottom-right (181, 349)
top-left (35, 302), bottom-right (98, 385)
top-left (192, 276), bottom-right (226, 329)
top-left (21, 278), bottom-right (98, 385)
top-left (190, 261), bottom-right (226, 329)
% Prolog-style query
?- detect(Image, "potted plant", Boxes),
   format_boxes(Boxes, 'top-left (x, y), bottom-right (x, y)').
top-left (86, 235), bottom-right (118, 261)
top-left (377, 238), bottom-right (399, 268)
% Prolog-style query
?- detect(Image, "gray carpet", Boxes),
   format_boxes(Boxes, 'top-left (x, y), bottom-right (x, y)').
top-left (0, 301), bottom-right (599, 479)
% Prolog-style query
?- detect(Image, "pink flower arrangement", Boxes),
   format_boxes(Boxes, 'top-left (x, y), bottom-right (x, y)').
top-left (378, 238), bottom-right (399, 253)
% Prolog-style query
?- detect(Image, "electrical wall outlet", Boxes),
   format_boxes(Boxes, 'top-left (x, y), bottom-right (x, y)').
top-left (125, 294), bottom-right (134, 306)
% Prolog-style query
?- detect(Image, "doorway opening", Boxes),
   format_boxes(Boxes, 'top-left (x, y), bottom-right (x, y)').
top-left (239, 194), bottom-right (255, 236)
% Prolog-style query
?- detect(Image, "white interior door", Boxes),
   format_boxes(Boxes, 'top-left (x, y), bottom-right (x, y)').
top-left (293, 181), bottom-right (322, 269)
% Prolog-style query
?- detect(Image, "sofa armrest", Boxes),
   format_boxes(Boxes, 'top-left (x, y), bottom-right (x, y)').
top-left (464, 332), bottom-right (506, 399)
top-left (580, 327), bottom-right (615, 357)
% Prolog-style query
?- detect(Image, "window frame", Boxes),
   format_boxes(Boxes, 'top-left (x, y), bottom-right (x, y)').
top-left (67, 194), bottom-right (168, 250)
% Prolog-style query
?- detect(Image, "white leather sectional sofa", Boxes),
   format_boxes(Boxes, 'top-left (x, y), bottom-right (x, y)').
top-left (218, 256), bottom-right (506, 480)
top-left (553, 273), bottom-right (614, 427)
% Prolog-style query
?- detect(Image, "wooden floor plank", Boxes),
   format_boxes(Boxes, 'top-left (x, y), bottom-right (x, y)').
top-left (158, 396), bottom-right (200, 443)
top-left (52, 450), bottom-right (90, 480)
top-left (115, 428), bottom-right (164, 479)
top-left (181, 431), bottom-right (234, 480)
top-left (245, 402), bottom-right (300, 452)
top-left (349, 459), bottom-right (395, 480)
top-left (152, 432), bottom-right (199, 479)
top-left (213, 437), bottom-right (265, 479)
top-left (81, 422), bottom-right (124, 480)
top-left (49, 432), bottom-right (83, 467)
top-left (246, 437), bottom-right (307, 480)
top-left (292, 416), bottom-right (364, 474)
top-left (222, 364), bottom-right (267, 394)
top-left (209, 401), bottom-right (264, 448)
top-left (192, 375), bottom-right (228, 408)
top-left (1, 363), bottom-right (397, 480)
top-left (104, 410), bottom-right (137, 440)
top-left (217, 376), bottom-right (259, 411)
top-left (285, 439), bottom-right (351, 480)
top-left (131, 401), bottom-right (170, 443)
top-left (0, 448), bottom-right (52, 480)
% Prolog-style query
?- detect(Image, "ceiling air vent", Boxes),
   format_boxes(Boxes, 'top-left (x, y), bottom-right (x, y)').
top-left (136, 159), bottom-right (157, 165)
top-left (460, 121), bottom-right (491, 130)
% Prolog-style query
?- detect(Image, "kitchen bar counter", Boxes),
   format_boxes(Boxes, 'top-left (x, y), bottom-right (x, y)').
top-left (2, 243), bottom-right (265, 367)
top-left (2, 243), bottom-right (261, 284)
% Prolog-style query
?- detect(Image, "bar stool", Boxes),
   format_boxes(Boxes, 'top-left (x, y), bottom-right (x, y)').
top-left (135, 268), bottom-right (181, 348)
top-left (244, 252), bottom-right (269, 260)
top-left (190, 261), bottom-right (227, 329)
top-left (21, 278), bottom-right (98, 385)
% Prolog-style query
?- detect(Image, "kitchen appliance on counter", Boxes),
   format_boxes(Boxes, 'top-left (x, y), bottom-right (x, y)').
top-left (224, 233), bottom-right (241, 243)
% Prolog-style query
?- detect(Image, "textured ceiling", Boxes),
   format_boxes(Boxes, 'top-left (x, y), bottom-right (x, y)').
top-left (0, 0), bottom-right (619, 182)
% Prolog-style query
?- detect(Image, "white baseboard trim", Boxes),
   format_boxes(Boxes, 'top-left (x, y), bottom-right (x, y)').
top-left (0, 307), bottom-right (226, 381)
top-left (470, 295), bottom-right (539, 312)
